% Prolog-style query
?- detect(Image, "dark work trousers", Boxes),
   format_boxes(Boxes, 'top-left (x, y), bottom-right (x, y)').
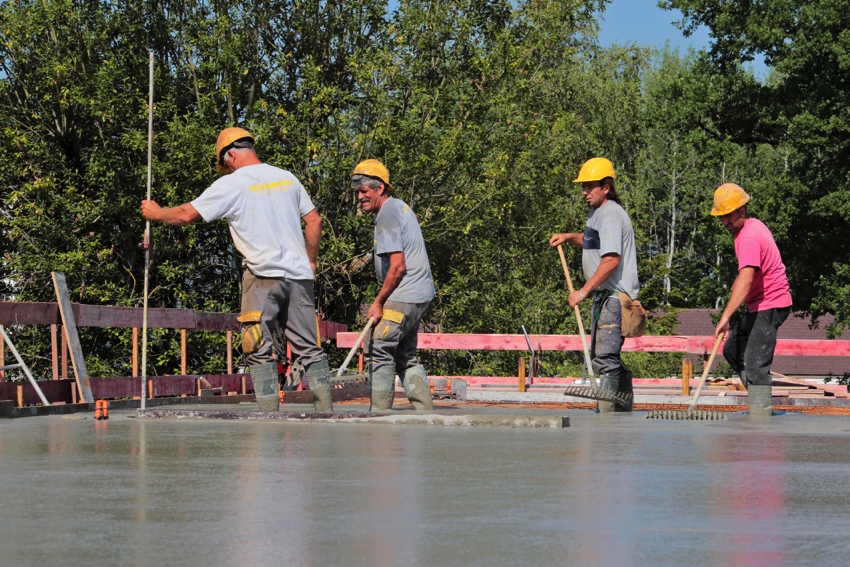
top-left (589, 292), bottom-right (626, 377)
top-left (367, 300), bottom-right (430, 374)
top-left (240, 270), bottom-right (327, 368)
top-left (723, 306), bottom-right (791, 386)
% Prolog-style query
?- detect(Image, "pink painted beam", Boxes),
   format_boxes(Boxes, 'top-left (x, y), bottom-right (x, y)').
top-left (336, 333), bottom-right (850, 356)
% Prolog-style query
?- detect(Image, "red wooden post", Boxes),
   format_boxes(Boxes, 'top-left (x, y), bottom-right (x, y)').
top-left (226, 331), bottom-right (233, 374)
top-left (132, 327), bottom-right (139, 377)
top-left (0, 330), bottom-right (5, 382)
top-left (518, 357), bottom-right (527, 393)
top-left (51, 324), bottom-right (59, 380)
top-left (682, 358), bottom-right (693, 396)
top-left (180, 329), bottom-right (187, 375)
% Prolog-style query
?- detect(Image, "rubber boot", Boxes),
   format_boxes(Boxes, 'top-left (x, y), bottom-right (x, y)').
top-left (305, 360), bottom-right (333, 413)
top-left (399, 364), bottom-right (434, 412)
top-left (596, 374), bottom-right (620, 414)
top-left (748, 384), bottom-right (773, 417)
top-left (251, 362), bottom-right (280, 412)
top-left (369, 365), bottom-right (396, 412)
top-left (616, 371), bottom-right (634, 412)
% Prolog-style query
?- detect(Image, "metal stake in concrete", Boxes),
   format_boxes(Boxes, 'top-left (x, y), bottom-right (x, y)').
top-left (141, 50), bottom-right (155, 411)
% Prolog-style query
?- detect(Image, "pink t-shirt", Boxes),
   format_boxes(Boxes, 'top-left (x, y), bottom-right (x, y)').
top-left (734, 218), bottom-right (792, 311)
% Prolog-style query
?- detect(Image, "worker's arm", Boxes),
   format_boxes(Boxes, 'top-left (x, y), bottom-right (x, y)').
top-left (715, 266), bottom-right (756, 338)
top-left (141, 200), bottom-right (202, 226)
top-left (569, 253), bottom-right (620, 307)
top-left (549, 232), bottom-right (583, 248)
top-left (302, 209), bottom-right (322, 277)
top-left (367, 251), bottom-right (406, 324)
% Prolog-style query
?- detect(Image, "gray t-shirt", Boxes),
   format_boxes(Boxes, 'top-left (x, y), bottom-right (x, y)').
top-left (374, 197), bottom-right (435, 303)
top-left (192, 163), bottom-right (315, 280)
top-left (582, 200), bottom-right (640, 299)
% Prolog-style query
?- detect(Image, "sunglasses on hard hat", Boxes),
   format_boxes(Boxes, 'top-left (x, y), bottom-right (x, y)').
top-left (218, 139), bottom-right (254, 166)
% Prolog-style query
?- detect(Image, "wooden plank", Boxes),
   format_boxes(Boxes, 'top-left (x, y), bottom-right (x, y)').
top-left (0, 302), bottom-right (61, 326)
top-left (61, 328), bottom-right (68, 379)
top-left (90, 377), bottom-right (143, 399)
top-left (151, 376), bottom-right (196, 398)
top-left (194, 312), bottom-right (239, 332)
top-left (200, 374), bottom-right (249, 395)
top-left (335, 332), bottom-right (850, 357)
top-left (51, 272), bottom-right (94, 403)
top-left (771, 371), bottom-right (850, 398)
top-left (77, 305), bottom-right (195, 329)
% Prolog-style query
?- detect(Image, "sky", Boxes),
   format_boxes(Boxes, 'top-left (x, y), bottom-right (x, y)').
top-left (597, 0), bottom-right (769, 77)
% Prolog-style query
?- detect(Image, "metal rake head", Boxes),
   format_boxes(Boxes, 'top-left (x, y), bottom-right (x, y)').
top-left (645, 409), bottom-right (727, 420)
top-left (563, 385), bottom-right (634, 408)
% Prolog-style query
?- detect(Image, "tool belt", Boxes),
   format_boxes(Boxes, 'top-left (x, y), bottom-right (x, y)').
top-left (618, 292), bottom-right (647, 338)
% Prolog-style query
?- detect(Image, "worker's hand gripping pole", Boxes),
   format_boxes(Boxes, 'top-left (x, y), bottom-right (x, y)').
top-left (141, 50), bottom-right (154, 411)
top-left (557, 244), bottom-right (597, 389)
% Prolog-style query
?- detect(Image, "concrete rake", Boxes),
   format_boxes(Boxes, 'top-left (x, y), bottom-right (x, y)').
top-left (557, 245), bottom-right (633, 409)
top-left (646, 334), bottom-right (726, 420)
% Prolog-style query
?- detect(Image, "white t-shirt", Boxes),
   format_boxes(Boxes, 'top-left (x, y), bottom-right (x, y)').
top-left (192, 163), bottom-right (315, 280)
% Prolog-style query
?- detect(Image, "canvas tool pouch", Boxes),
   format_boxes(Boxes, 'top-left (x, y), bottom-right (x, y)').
top-left (237, 311), bottom-right (264, 354)
top-left (618, 293), bottom-right (647, 338)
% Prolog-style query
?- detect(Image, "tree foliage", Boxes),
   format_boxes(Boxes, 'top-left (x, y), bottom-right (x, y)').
top-left (663, 0), bottom-right (850, 336)
top-left (0, 0), bottom-right (845, 382)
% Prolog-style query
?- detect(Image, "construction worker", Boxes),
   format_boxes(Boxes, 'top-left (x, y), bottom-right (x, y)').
top-left (350, 159), bottom-right (435, 412)
top-left (711, 183), bottom-right (792, 417)
top-left (549, 157), bottom-right (640, 413)
top-left (140, 127), bottom-right (333, 412)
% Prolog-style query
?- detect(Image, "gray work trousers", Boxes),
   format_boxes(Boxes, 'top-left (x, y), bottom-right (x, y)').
top-left (590, 292), bottom-right (627, 377)
top-left (723, 306), bottom-right (790, 386)
top-left (240, 270), bottom-right (327, 368)
top-left (367, 300), bottom-right (430, 374)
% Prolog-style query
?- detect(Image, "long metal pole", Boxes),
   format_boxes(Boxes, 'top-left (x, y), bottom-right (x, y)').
top-left (141, 50), bottom-right (154, 411)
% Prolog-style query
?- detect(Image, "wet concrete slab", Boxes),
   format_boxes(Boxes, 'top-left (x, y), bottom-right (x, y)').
top-left (2, 404), bottom-right (850, 566)
top-left (137, 403), bottom-right (570, 428)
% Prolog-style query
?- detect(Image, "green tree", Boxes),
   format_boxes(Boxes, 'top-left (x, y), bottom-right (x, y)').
top-left (663, 0), bottom-right (850, 334)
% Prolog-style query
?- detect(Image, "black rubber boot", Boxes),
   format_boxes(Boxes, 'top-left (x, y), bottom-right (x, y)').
top-left (305, 360), bottom-right (333, 413)
top-left (616, 371), bottom-right (634, 412)
top-left (369, 366), bottom-right (396, 412)
top-left (400, 364), bottom-right (434, 411)
top-left (748, 384), bottom-right (773, 417)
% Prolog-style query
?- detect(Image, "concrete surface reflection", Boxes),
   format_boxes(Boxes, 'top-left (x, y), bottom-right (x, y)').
top-left (1, 408), bottom-right (850, 566)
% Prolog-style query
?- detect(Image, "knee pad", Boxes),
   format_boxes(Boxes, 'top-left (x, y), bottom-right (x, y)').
top-left (237, 311), bottom-right (264, 354)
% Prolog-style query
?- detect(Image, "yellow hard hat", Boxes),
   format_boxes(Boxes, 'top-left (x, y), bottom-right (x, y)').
top-left (215, 127), bottom-right (254, 174)
top-left (573, 157), bottom-right (616, 183)
top-left (351, 159), bottom-right (393, 193)
top-left (710, 183), bottom-right (750, 216)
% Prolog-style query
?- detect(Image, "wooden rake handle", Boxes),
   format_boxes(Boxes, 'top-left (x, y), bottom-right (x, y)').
top-left (557, 244), bottom-right (596, 385)
top-left (688, 334), bottom-right (724, 410)
top-left (336, 317), bottom-right (375, 378)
